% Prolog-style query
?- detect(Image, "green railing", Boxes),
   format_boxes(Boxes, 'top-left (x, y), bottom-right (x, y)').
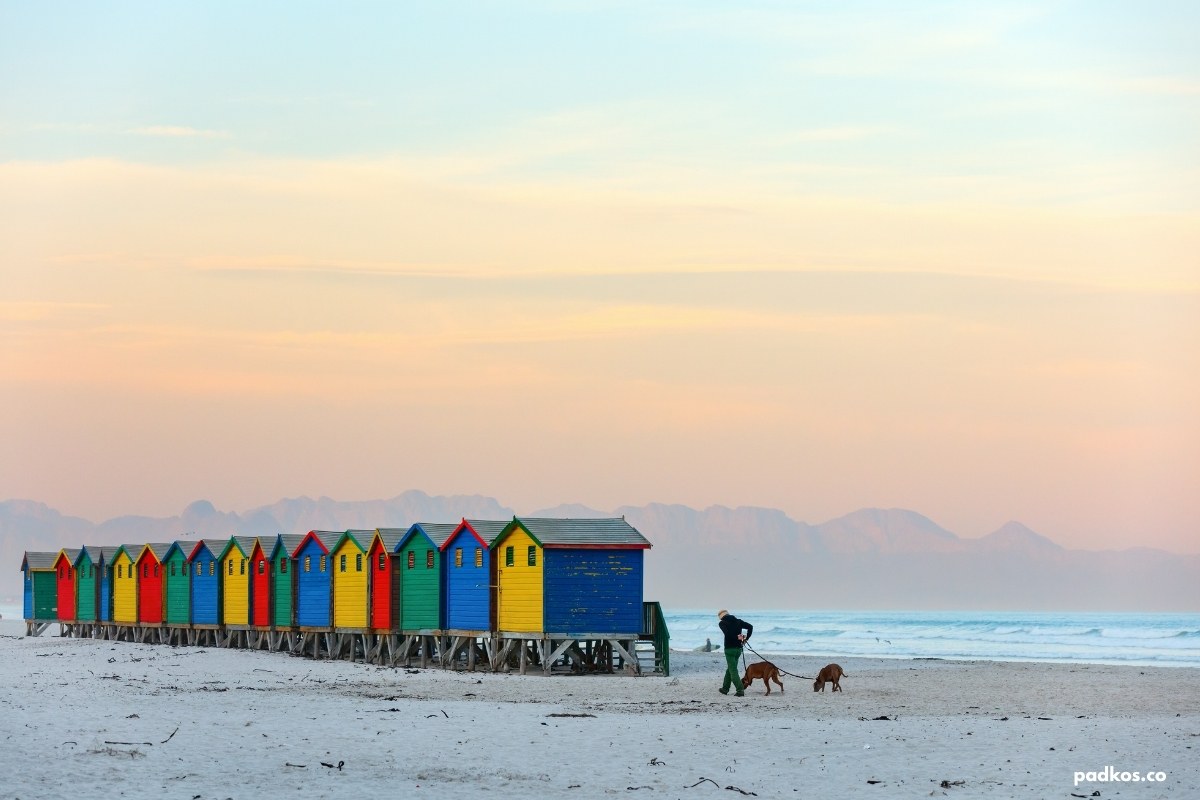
top-left (640, 601), bottom-right (670, 676)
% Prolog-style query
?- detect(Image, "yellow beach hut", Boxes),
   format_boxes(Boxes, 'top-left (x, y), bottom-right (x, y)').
top-left (331, 530), bottom-right (372, 629)
top-left (112, 545), bottom-right (140, 624)
top-left (220, 536), bottom-right (257, 627)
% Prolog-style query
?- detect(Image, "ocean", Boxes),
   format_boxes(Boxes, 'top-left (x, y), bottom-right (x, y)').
top-left (666, 609), bottom-right (1200, 668)
top-left (5, 603), bottom-right (1197, 668)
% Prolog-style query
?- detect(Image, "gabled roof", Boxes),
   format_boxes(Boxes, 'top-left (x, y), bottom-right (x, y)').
top-left (75, 546), bottom-right (99, 565)
top-left (21, 551), bottom-right (57, 571)
top-left (333, 529), bottom-right (372, 553)
top-left (395, 522), bottom-right (458, 552)
top-left (94, 545), bottom-right (121, 565)
top-left (187, 539), bottom-right (221, 562)
top-left (54, 548), bottom-right (82, 567)
top-left (218, 536), bottom-right (258, 560)
top-left (498, 517), bottom-right (652, 549)
top-left (291, 530), bottom-right (339, 558)
top-left (163, 541), bottom-right (199, 562)
top-left (136, 542), bottom-right (176, 563)
top-left (371, 528), bottom-right (406, 553)
top-left (270, 534), bottom-right (305, 559)
top-left (115, 544), bottom-right (142, 562)
top-left (442, 518), bottom-right (510, 551)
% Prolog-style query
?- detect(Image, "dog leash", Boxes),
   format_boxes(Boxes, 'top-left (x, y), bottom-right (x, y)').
top-left (742, 641), bottom-right (815, 681)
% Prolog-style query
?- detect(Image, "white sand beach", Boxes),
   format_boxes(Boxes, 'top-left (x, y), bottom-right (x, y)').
top-left (1, 618), bottom-right (1196, 799)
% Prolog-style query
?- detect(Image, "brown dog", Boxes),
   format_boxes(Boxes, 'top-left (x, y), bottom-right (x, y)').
top-left (741, 661), bottom-right (784, 695)
top-left (813, 663), bottom-right (845, 692)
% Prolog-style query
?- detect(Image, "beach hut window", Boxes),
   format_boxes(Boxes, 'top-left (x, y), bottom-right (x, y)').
top-left (258, 560), bottom-right (265, 574)
top-left (527, 546), bottom-right (536, 567)
top-left (240, 559), bottom-right (246, 575)
top-left (475, 548), bottom-right (483, 568)
top-left (355, 553), bottom-right (362, 572)
top-left (154, 564), bottom-right (159, 578)
top-left (209, 561), bottom-right (215, 576)
top-left (505, 546), bottom-right (514, 567)
top-left (170, 563), bottom-right (176, 577)
top-left (378, 553), bottom-right (386, 571)
top-left (281, 560), bottom-right (288, 574)
top-left (408, 551), bottom-right (415, 569)
top-left (320, 555), bottom-right (327, 572)
top-left (426, 550), bottom-right (434, 569)
top-left (304, 556), bottom-right (311, 573)
top-left (118, 565), bottom-right (122, 578)
top-left (340, 554), bottom-right (347, 573)
top-left (228, 561), bottom-right (234, 576)
top-left (455, 548), bottom-right (463, 568)
top-left (143, 564), bottom-right (148, 578)
top-left (196, 563), bottom-right (202, 577)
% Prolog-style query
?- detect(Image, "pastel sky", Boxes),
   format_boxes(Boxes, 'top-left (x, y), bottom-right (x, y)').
top-left (2, 2), bottom-right (1197, 552)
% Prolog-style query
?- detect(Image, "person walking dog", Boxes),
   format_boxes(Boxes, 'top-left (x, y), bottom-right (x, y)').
top-left (717, 609), bottom-right (754, 696)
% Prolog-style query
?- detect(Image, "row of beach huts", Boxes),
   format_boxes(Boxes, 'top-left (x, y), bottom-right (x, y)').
top-left (19, 516), bottom-right (670, 676)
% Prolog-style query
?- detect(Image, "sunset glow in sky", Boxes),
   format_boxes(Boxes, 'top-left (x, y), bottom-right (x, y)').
top-left (2, 2), bottom-right (1197, 551)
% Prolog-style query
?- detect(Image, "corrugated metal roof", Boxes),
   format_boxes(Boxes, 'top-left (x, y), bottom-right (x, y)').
top-left (57, 548), bottom-right (82, 564)
top-left (515, 517), bottom-right (651, 548)
top-left (164, 540), bottom-right (199, 560)
top-left (219, 536), bottom-right (258, 558)
top-left (271, 534), bottom-right (305, 558)
top-left (22, 551), bottom-right (57, 570)
top-left (141, 542), bottom-right (176, 562)
top-left (373, 529), bottom-right (405, 552)
top-left (95, 546), bottom-right (121, 564)
top-left (401, 522), bottom-right (458, 549)
top-left (291, 530), bottom-right (339, 557)
top-left (336, 529), bottom-right (374, 552)
top-left (463, 519), bottom-right (511, 546)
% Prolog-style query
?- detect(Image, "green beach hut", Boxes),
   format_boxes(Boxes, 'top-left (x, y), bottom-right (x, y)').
top-left (74, 547), bottom-right (98, 623)
top-left (163, 541), bottom-right (196, 625)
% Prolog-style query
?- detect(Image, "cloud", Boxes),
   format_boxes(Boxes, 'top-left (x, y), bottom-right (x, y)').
top-left (128, 125), bottom-right (231, 139)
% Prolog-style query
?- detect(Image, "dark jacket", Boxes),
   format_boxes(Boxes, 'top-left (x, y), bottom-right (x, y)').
top-left (719, 614), bottom-right (752, 649)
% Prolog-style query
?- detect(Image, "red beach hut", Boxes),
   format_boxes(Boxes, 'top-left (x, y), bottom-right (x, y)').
top-left (368, 529), bottom-right (404, 630)
top-left (250, 539), bottom-right (271, 627)
top-left (54, 549), bottom-right (80, 622)
top-left (136, 543), bottom-right (172, 625)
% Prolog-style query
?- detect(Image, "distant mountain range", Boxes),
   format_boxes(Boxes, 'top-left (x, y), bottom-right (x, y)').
top-left (3, 493), bottom-right (1196, 612)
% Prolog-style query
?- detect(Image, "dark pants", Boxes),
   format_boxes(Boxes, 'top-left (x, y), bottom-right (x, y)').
top-left (721, 647), bottom-right (745, 694)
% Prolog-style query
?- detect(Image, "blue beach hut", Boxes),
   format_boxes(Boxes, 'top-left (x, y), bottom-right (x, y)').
top-left (441, 519), bottom-right (508, 632)
top-left (188, 540), bottom-right (221, 625)
top-left (493, 517), bottom-right (651, 636)
top-left (95, 546), bottom-right (120, 622)
top-left (292, 531), bottom-right (338, 628)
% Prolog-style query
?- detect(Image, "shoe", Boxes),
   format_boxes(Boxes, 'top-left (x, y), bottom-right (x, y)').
top-left (735, 692), bottom-right (745, 697)
top-left (718, 688), bottom-right (729, 695)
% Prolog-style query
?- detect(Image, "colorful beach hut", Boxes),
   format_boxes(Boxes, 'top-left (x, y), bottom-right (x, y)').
top-left (53, 548), bottom-right (81, 622)
top-left (331, 530), bottom-right (372, 629)
top-left (492, 518), bottom-right (650, 635)
top-left (112, 545), bottom-right (140, 624)
top-left (96, 546), bottom-right (120, 623)
top-left (394, 523), bottom-right (457, 631)
top-left (442, 519), bottom-right (508, 632)
top-left (135, 543), bottom-right (173, 625)
top-left (270, 534), bottom-right (303, 628)
top-left (367, 529), bottom-right (405, 630)
top-left (163, 541), bottom-right (195, 625)
top-left (21, 551), bottom-right (57, 623)
top-left (74, 546), bottom-right (98, 623)
top-left (250, 539), bottom-right (271, 627)
top-left (188, 540), bottom-right (221, 626)
top-left (219, 536), bottom-right (257, 627)
top-left (293, 531), bottom-right (339, 628)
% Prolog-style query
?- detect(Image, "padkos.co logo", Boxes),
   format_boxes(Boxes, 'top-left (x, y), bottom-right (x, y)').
top-left (1074, 766), bottom-right (1166, 787)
